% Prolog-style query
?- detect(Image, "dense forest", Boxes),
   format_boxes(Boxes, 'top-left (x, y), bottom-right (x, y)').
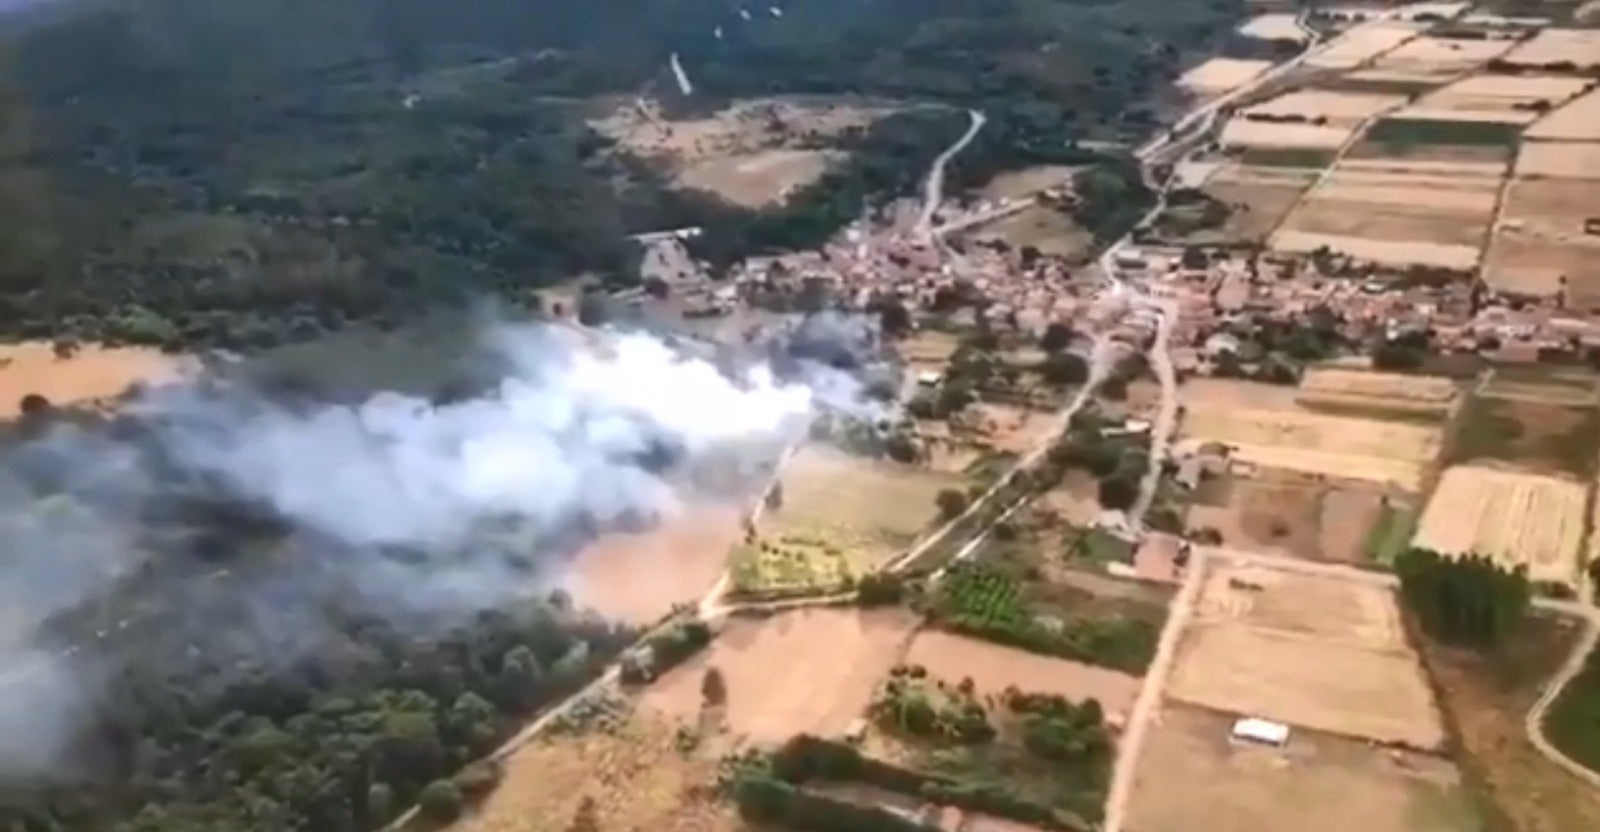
top-left (0, 0), bottom-right (1243, 351)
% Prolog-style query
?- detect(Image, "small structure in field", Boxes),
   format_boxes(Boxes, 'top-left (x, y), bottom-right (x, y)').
top-left (1231, 717), bottom-right (1291, 748)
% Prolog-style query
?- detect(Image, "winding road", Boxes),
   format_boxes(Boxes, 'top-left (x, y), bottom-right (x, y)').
top-left (916, 109), bottom-right (988, 242)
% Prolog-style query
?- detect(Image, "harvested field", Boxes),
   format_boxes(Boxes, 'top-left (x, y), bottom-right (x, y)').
top-left (1296, 366), bottom-right (1458, 416)
top-left (1125, 704), bottom-right (1475, 832)
top-left (1168, 559), bottom-right (1445, 749)
top-left (1319, 488), bottom-right (1386, 564)
top-left (640, 607), bottom-right (918, 746)
top-left (766, 446), bottom-right (961, 567)
top-left (675, 148), bottom-right (839, 207)
top-left (1484, 176), bottom-right (1600, 302)
top-left (1526, 88), bottom-right (1600, 141)
top-left (1180, 403), bottom-right (1441, 489)
top-left (1449, 393), bottom-right (1600, 477)
top-left (0, 342), bottom-right (190, 417)
top-left (1365, 35), bottom-right (1515, 81)
top-left (1239, 13), bottom-right (1309, 43)
top-left (1423, 615), bottom-right (1600, 832)
top-left (1271, 159), bottom-right (1503, 270)
top-left (1184, 472), bottom-right (1389, 563)
top-left (1500, 27), bottom-right (1600, 70)
top-left (444, 716), bottom-right (747, 832)
top-left (1182, 378), bottom-right (1303, 409)
top-left (1397, 74), bottom-right (1592, 124)
top-left (1179, 58), bottom-right (1272, 95)
top-left (1220, 119), bottom-right (1353, 150)
top-left (1242, 89), bottom-right (1408, 124)
top-left (1307, 22), bottom-right (1422, 70)
top-left (1479, 366), bottom-right (1600, 406)
top-left (562, 504), bottom-right (744, 624)
top-left (902, 630), bottom-right (1141, 725)
top-left (1515, 141), bottom-right (1600, 180)
top-left (1413, 464), bottom-right (1586, 587)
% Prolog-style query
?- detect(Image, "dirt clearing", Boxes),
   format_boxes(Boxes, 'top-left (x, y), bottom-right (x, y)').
top-left (1179, 58), bottom-right (1273, 95)
top-left (444, 715), bottom-right (747, 832)
top-left (1125, 704), bottom-right (1474, 832)
top-left (0, 342), bottom-right (190, 417)
top-left (640, 606), bottom-right (918, 746)
top-left (562, 504), bottom-right (744, 624)
top-left (971, 403), bottom-right (1060, 454)
top-left (676, 148), bottom-right (841, 207)
top-left (902, 629), bottom-right (1141, 725)
top-left (1167, 559), bottom-right (1445, 749)
top-left (1526, 88), bottom-right (1600, 141)
top-left (766, 446), bottom-right (962, 567)
top-left (1239, 13), bottom-right (1309, 43)
top-left (1414, 464), bottom-right (1587, 587)
top-left (1186, 471), bottom-right (1389, 563)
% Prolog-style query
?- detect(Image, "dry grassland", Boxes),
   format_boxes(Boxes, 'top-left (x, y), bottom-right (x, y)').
top-left (675, 148), bottom-right (841, 207)
top-left (1181, 403), bottom-right (1441, 490)
top-left (1167, 560), bottom-right (1445, 749)
top-left (642, 607), bottom-right (918, 745)
top-left (1220, 119), bottom-right (1353, 149)
top-left (1125, 704), bottom-right (1473, 832)
top-left (980, 165), bottom-right (1081, 200)
top-left (1243, 89), bottom-right (1408, 124)
top-left (1514, 141), bottom-right (1600, 180)
top-left (1501, 27), bottom-right (1600, 69)
top-left (444, 716), bottom-right (746, 832)
top-left (0, 342), bottom-right (190, 417)
top-left (1272, 162), bottom-right (1502, 270)
top-left (1484, 177), bottom-right (1600, 301)
top-left (1296, 367), bottom-right (1458, 415)
top-left (1398, 74), bottom-right (1592, 124)
top-left (1307, 22), bottom-right (1421, 70)
top-left (562, 504), bottom-right (745, 624)
top-left (975, 206), bottom-right (1093, 258)
top-left (1239, 13), bottom-right (1309, 42)
top-left (1413, 464), bottom-right (1586, 587)
top-left (902, 630), bottom-right (1141, 725)
top-left (767, 446), bottom-right (961, 567)
top-left (1367, 35), bottom-right (1515, 80)
top-left (1526, 88), bottom-right (1600, 141)
top-left (1179, 58), bottom-right (1273, 94)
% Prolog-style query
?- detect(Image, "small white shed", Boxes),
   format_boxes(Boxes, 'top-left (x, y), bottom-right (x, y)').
top-left (1231, 717), bottom-right (1291, 747)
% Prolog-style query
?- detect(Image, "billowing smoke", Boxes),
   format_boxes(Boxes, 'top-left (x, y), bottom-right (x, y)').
top-left (0, 318), bottom-right (862, 779)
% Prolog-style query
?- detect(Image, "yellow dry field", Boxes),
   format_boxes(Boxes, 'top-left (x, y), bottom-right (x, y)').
top-left (1168, 559), bottom-right (1445, 749)
top-left (675, 148), bottom-right (839, 207)
top-left (639, 607), bottom-right (919, 746)
top-left (1180, 403), bottom-right (1439, 490)
top-left (1242, 89), bottom-right (1408, 124)
top-left (903, 630), bottom-right (1142, 726)
top-left (1501, 27), bottom-right (1600, 69)
top-left (1198, 165), bottom-right (1319, 243)
top-left (1239, 13), bottom-right (1309, 42)
top-left (1296, 367), bottom-right (1457, 415)
top-left (0, 342), bottom-right (191, 417)
top-left (1271, 163), bottom-right (1502, 270)
top-left (765, 446), bottom-right (961, 567)
top-left (1514, 141), bottom-right (1600, 181)
top-left (1365, 35), bottom-right (1515, 80)
top-left (1220, 120), bottom-right (1353, 149)
top-left (1413, 465), bottom-right (1586, 587)
top-left (1179, 58), bottom-right (1273, 95)
top-left (1397, 74), bottom-right (1592, 124)
top-left (561, 504), bottom-right (745, 625)
top-left (1125, 704), bottom-right (1472, 832)
top-left (1307, 22), bottom-right (1421, 70)
top-left (1527, 88), bottom-right (1600, 141)
top-left (1483, 177), bottom-right (1600, 301)
top-left (443, 717), bottom-right (748, 832)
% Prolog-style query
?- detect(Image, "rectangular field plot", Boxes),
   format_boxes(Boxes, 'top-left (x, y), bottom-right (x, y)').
top-left (1307, 22), bottom-right (1422, 70)
top-left (1526, 89), bottom-right (1600, 141)
top-left (1414, 465), bottom-right (1587, 588)
top-left (1125, 705), bottom-right (1476, 832)
top-left (1515, 141), bottom-right (1600, 180)
top-left (1483, 177), bottom-right (1600, 303)
top-left (1167, 561), bottom-right (1445, 749)
top-left (902, 630), bottom-right (1142, 726)
top-left (1169, 164), bottom-right (1318, 244)
top-left (1395, 75), bottom-right (1592, 125)
top-left (1363, 35), bottom-right (1516, 83)
top-left (1272, 159), bottom-right (1504, 270)
top-left (1296, 367), bottom-right (1459, 417)
top-left (1447, 392), bottom-right (1600, 477)
top-left (1501, 28), bottom-right (1600, 71)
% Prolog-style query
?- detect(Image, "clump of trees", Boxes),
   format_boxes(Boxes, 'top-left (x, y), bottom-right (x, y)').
top-left (1396, 547), bottom-right (1529, 648)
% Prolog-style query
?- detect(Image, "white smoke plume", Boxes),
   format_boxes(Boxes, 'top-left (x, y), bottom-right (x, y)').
top-left (0, 317), bottom-right (870, 779)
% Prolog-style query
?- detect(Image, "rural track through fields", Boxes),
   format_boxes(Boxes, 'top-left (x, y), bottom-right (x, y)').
top-left (916, 109), bottom-right (989, 242)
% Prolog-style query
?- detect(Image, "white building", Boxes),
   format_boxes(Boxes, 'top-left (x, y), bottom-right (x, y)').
top-left (1231, 717), bottom-right (1291, 747)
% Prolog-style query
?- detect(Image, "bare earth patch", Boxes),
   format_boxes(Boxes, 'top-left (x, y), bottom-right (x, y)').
top-left (903, 629), bottom-right (1142, 727)
top-left (561, 503), bottom-right (745, 625)
top-left (1502, 27), bottom-right (1600, 70)
top-left (1179, 400), bottom-right (1441, 490)
top-left (1125, 704), bottom-right (1472, 832)
top-left (1526, 88), bottom-right (1600, 141)
top-left (1167, 559), bottom-right (1445, 749)
top-left (1179, 58), bottom-right (1273, 95)
top-left (443, 716), bottom-right (748, 832)
top-left (0, 342), bottom-right (191, 417)
top-left (640, 607), bottom-right (919, 746)
top-left (1515, 141), bottom-right (1600, 181)
top-left (1484, 176), bottom-right (1600, 303)
top-left (675, 148), bottom-right (841, 207)
top-left (1307, 22), bottom-right (1422, 70)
